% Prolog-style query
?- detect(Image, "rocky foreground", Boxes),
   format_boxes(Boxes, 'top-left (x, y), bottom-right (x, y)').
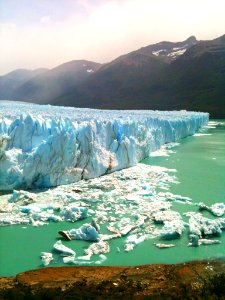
top-left (0, 260), bottom-right (225, 299)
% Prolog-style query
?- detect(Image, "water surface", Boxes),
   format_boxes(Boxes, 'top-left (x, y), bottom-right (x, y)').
top-left (0, 121), bottom-right (224, 276)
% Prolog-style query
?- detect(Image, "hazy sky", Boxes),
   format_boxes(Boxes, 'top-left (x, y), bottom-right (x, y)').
top-left (1, 0), bottom-right (225, 75)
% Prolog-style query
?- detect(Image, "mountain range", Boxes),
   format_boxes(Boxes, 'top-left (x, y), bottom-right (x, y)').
top-left (0, 34), bottom-right (225, 118)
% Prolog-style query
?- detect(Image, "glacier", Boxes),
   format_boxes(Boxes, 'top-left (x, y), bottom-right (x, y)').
top-left (0, 100), bottom-right (208, 191)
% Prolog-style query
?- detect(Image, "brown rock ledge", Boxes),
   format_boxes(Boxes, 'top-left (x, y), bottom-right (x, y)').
top-left (0, 260), bottom-right (225, 299)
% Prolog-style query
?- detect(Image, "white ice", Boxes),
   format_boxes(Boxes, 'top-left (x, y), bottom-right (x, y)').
top-left (199, 202), bottom-right (225, 217)
top-left (0, 100), bottom-right (208, 191)
top-left (188, 213), bottom-right (225, 237)
top-left (40, 252), bottom-right (54, 266)
top-left (68, 223), bottom-right (100, 241)
top-left (53, 240), bottom-right (76, 256)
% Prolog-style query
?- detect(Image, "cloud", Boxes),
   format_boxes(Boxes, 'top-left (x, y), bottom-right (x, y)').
top-left (0, 22), bottom-right (17, 36)
top-left (40, 16), bottom-right (51, 25)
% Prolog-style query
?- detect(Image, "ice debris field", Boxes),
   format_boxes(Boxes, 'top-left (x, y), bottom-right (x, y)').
top-left (1, 101), bottom-right (224, 267)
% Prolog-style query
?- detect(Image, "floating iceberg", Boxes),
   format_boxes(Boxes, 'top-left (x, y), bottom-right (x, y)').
top-left (59, 223), bottom-right (100, 241)
top-left (61, 242), bottom-right (109, 265)
top-left (188, 213), bottom-right (225, 237)
top-left (199, 202), bottom-right (225, 217)
top-left (53, 240), bottom-right (75, 256)
top-left (60, 206), bottom-right (88, 222)
top-left (40, 252), bottom-right (54, 266)
top-left (154, 243), bottom-right (175, 248)
top-left (153, 210), bottom-right (182, 223)
top-left (124, 234), bottom-right (146, 252)
top-left (62, 255), bottom-right (76, 264)
top-left (199, 239), bottom-right (221, 245)
top-left (188, 234), bottom-right (221, 247)
top-left (95, 254), bottom-right (107, 265)
top-left (0, 100), bottom-right (208, 190)
top-left (80, 240), bottom-right (110, 260)
top-left (153, 210), bottom-right (185, 240)
top-left (160, 219), bottom-right (185, 240)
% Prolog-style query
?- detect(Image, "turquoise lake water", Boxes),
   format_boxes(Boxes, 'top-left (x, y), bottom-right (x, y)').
top-left (0, 121), bottom-right (224, 276)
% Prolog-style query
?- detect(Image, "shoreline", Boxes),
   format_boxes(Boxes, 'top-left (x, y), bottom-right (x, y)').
top-left (1, 260), bottom-right (225, 299)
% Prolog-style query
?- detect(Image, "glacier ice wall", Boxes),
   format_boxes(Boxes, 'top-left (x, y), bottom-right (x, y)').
top-left (0, 101), bottom-right (209, 190)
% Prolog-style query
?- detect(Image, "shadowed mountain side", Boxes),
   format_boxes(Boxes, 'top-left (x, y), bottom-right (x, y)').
top-left (52, 36), bottom-right (198, 107)
top-left (0, 36), bottom-right (196, 106)
top-left (52, 53), bottom-right (167, 107)
top-left (1, 35), bottom-right (224, 117)
top-left (53, 35), bottom-right (225, 118)
top-left (10, 60), bottom-right (102, 104)
top-left (0, 68), bottom-right (48, 100)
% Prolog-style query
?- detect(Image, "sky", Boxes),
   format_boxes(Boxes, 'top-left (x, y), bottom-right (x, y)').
top-left (1, 0), bottom-right (225, 75)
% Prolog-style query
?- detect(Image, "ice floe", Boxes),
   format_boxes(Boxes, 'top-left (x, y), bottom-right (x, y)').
top-left (53, 240), bottom-right (76, 256)
top-left (188, 213), bottom-right (225, 237)
top-left (61, 241), bottom-right (109, 265)
top-left (154, 243), bottom-right (175, 249)
top-left (199, 202), bottom-right (225, 217)
top-left (160, 219), bottom-right (185, 240)
top-left (78, 240), bottom-right (110, 260)
top-left (60, 223), bottom-right (100, 241)
top-left (124, 234), bottom-right (146, 252)
top-left (193, 133), bottom-right (212, 136)
top-left (40, 252), bottom-right (54, 266)
top-left (188, 234), bottom-right (221, 247)
top-left (150, 143), bottom-right (179, 157)
top-left (60, 206), bottom-right (88, 222)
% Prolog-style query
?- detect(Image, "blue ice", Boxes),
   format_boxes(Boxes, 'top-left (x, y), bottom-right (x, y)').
top-left (0, 101), bottom-right (209, 190)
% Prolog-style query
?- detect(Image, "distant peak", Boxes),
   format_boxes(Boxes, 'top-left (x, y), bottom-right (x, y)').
top-left (214, 34), bottom-right (225, 43)
top-left (185, 36), bottom-right (197, 44)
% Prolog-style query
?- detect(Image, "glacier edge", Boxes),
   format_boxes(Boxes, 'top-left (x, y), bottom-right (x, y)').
top-left (0, 101), bottom-right (209, 191)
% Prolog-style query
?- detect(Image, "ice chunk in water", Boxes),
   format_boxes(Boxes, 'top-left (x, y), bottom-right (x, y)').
top-left (59, 223), bottom-right (100, 241)
top-left (53, 240), bottom-right (75, 256)
top-left (160, 219), bottom-right (185, 240)
top-left (40, 252), bottom-right (53, 266)
top-left (199, 202), bottom-right (225, 217)
top-left (189, 213), bottom-right (225, 237)
top-left (60, 206), bottom-right (88, 222)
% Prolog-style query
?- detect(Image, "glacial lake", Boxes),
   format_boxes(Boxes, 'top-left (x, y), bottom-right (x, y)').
top-left (0, 120), bottom-right (224, 277)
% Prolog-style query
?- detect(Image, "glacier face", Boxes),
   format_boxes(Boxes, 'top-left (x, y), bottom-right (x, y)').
top-left (0, 101), bottom-right (209, 191)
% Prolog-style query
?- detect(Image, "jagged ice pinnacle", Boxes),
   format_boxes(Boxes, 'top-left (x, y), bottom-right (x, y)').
top-left (0, 101), bottom-right (209, 190)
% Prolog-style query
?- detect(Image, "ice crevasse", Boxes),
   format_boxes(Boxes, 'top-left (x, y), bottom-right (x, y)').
top-left (0, 101), bottom-right (209, 190)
